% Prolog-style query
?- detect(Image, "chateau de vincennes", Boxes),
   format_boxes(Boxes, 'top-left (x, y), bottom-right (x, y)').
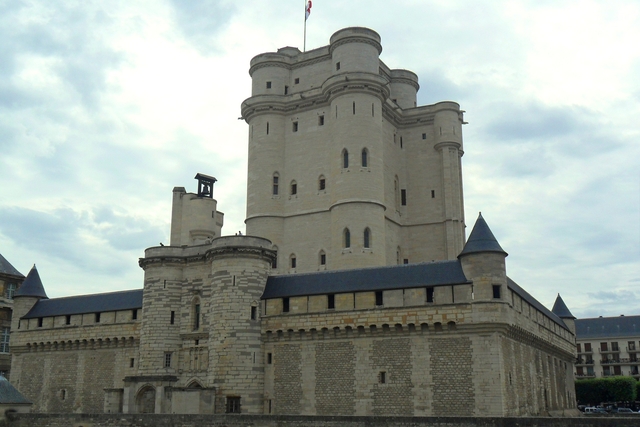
top-left (9, 28), bottom-right (578, 417)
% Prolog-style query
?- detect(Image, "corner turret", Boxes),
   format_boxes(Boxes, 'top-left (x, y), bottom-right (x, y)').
top-left (552, 293), bottom-right (576, 335)
top-left (458, 213), bottom-right (508, 302)
top-left (12, 265), bottom-right (48, 331)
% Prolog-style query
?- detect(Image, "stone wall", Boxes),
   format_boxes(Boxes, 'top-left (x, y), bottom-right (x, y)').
top-left (11, 414), bottom-right (640, 427)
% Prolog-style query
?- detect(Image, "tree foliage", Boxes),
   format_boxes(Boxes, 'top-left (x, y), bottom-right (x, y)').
top-left (576, 377), bottom-right (638, 405)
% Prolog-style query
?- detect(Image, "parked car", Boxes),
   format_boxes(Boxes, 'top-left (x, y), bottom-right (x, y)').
top-left (616, 408), bottom-right (634, 413)
top-left (584, 407), bottom-right (607, 414)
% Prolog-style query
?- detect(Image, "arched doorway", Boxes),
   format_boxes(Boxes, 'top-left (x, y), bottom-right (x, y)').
top-left (136, 385), bottom-right (156, 414)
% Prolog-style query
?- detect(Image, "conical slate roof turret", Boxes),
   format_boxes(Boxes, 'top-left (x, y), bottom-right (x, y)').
top-left (552, 294), bottom-right (575, 319)
top-left (0, 375), bottom-right (32, 405)
top-left (458, 213), bottom-right (508, 257)
top-left (14, 265), bottom-right (48, 299)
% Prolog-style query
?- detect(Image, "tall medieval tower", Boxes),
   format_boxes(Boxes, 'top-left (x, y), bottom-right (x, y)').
top-left (242, 27), bottom-right (466, 274)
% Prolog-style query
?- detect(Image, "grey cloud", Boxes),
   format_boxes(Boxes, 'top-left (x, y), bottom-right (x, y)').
top-left (0, 205), bottom-right (164, 272)
top-left (485, 102), bottom-right (584, 141)
top-left (168, 0), bottom-right (237, 54)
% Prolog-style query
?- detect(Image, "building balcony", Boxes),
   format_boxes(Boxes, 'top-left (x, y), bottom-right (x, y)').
top-left (599, 348), bottom-right (621, 354)
top-left (627, 346), bottom-right (637, 353)
top-left (601, 358), bottom-right (638, 365)
top-left (575, 373), bottom-right (596, 379)
top-left (575, 359), bottom-right (595, 366)
top-left (577, 349), bottom-right (593, 354)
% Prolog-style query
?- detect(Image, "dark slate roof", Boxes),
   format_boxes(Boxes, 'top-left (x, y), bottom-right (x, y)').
top-left (458, 213), bottom-right (508, 257)
top-left (0, 253), bottom-right (23, 278)
top-left (14, 265), bottom-right (47, 299)
top-left (0, 375), bottom-right (31, 404)
top-left (575, 315), bottom-right (640, 339)
top-left (507, 278), bottom-right (569, 331)
top-left (552, 294), bottom-right (575, 319)
top-left (23, 289), bottom-right (142, 319)
top-left (262, 260), bottom-right (471, 299)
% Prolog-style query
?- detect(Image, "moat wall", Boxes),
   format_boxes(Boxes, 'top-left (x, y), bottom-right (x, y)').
top-left (10, 414), bottom-right (640, 427)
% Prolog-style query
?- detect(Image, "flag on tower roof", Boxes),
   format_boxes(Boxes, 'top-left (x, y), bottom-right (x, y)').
top-left (305, 1), bottom-right (312, 21)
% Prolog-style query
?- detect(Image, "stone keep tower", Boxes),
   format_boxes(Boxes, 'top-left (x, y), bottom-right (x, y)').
top-left (242, 27), bottom-right (466, 274)
top-left (131, 175), bottom-right (275, 414)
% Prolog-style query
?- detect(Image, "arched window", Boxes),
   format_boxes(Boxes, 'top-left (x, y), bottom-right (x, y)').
top-left (271, 246), bottom-right (278, 269)
top-left (319, 250), bottom-right (326, 266)
top-left (343, 228), bottom-right (351, 248)
top-left (361, 148), bottom-right (368, 167)
top-left (364, 228), bottom-right (371, 248)
top-left (272, 173), bottom-right (279, 195)
top-left (290, 180), bottom-right (297, 195)
top-left (394, 176), bottom-right (400, 209)
top-left (192, 297), bottom-right (201, 331)
top-left (342, 149), bottom-right (349, 168)
top-left (290, 254), bottom-right (297, 269)
top-left (318, 175), bottom-right (326, 191)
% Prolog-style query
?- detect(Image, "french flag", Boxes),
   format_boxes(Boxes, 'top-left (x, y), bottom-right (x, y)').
top-left (305, 0), bottom-right (312, 21)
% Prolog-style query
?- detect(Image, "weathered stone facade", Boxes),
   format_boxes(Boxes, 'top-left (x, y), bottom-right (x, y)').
top-left (8, 27), bottom-right (578, 418)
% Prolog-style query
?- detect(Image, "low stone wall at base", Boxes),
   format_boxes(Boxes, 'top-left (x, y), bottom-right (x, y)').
top-left (10, 414), bottom-right (640, 427)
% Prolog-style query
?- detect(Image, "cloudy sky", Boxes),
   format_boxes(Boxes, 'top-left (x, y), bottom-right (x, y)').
top-left (1, 0), bottom-right (638, 319)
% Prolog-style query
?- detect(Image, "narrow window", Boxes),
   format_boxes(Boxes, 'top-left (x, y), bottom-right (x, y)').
top-left (170, 311), bottom-right (175, 325)
top-left (0, 328), bottom-right (9, 353)
top-left (422, 133), bottom-right (426, 140)
top-left (269, 399), bottom-right (272, 414)
top-left (426, 287), bottom-right (434, 303)
top-left (353, 101), bottom-right (356, 115)
top-left (294, 78), bottom-right (300, 84)
top-left (335, 105), bottom-right (338, 118)
top-left (403, 258), bottom-right (409, 264)
top-left (336, 62), bottom-right (340, 71)
top-left (375, 291), bottom-right (383, 306)
top-left (95, 312), bottom-right (101, 323)
top-left (372, 103), bottom-right (374, 117)
top-left (272, 174), bottom-right (279, 195)
top-left (266, 122), bottom-right (269, 135)
top-left (292, 121), bottom-right (298, 132)
top-left (344, 228), bottom-right (351, 248)
top-left (251, 306), bottom-right (257, 320)
top-left (132, 309), bottom-right (138, 320)
top-left (363, 228), bottom-right (371, 248)
top-left (226, 396), bottom-right (241, 414)
top-left (290, 181), bottom-right (297, 195)
top-left (60, 389), bottom-right (66, 400)
top-left (290, 256), bottom-right (296, 269)
top-left (361, 148), bottom-right (368, 167)
top-left (318, 115), bottom-right (324, 126)
top-left (284, 85), bottom-right (289, 95)
top-left (65, 315), bottom-right (71, 325)
top-left (38, 317), bottom-right (43, 327)
top-left (431, 190), bottom-right (435, 198)
top-left (267, 353), bottom-right (272, 364)
top-left (319, 176), bottom-right (326, 190)
top-left (328, 294), bottom-right (335, 309)
top-left (342, 149), bottom-right (349, 168)
top-left (266, 81), bottom-right (271, 89)
top-left (195, 339), bottom-right (199, 345)
top-left (493, 285), bottom-right (501, 299)
top-left (320, 252), bottom-right (326, 265)
top-left (271, 255), bottom-right (277, 269)
top-left (164, 352), bottom-right (171, 368)
top-left (283, 297), bottom-right (290, 313)
top-left (379, 371), bottom-right (386, 384)
top-left (401, 189), bottom-right (407, 206)
top-left (394, 177), bottom-right (400, 209)
top-left (400, 137), bottom-right (403, 148)
top-left (5, 283), bottom-right (16, 299)
top-left (194, 304), bottom-right (201, 330)
top-left (130, 358), bottom-right (135, 368)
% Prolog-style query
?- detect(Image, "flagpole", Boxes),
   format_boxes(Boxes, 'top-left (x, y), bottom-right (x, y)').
top-left (303, 0), bottom-right (307, 52)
